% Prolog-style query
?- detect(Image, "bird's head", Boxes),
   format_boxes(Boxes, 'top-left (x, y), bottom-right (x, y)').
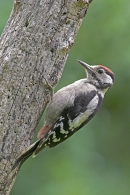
top-left (78, 60), bottom-right (114, 91)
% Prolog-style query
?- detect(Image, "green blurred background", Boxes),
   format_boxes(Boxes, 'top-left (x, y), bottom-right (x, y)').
top-left (1, 0), bottom-right (130, 194)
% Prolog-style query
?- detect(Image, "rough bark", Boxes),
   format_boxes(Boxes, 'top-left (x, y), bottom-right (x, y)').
top-left (0, 0), bottom-right (93, 194)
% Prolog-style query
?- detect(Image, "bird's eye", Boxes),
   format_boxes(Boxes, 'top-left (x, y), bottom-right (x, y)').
top-left (98, 69), bottom-right (104, 74)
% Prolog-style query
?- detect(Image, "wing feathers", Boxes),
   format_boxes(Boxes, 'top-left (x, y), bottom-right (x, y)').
top-left (68, 90), bottom-right (97, 120)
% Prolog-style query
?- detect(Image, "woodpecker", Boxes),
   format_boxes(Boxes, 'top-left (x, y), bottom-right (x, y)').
top-left (12, 60), bottom-right (114, 170)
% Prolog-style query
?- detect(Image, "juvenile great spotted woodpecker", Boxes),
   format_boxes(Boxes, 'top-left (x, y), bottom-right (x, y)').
top-left (12, 60), bottom-right (114, 170)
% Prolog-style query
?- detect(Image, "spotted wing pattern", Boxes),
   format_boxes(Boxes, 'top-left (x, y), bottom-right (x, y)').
top-left (42, 90), bottom-right (103, 148)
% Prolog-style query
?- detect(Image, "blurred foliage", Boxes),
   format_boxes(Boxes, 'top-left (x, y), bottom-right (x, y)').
top-left (1, 0), bottom-right (130, 194)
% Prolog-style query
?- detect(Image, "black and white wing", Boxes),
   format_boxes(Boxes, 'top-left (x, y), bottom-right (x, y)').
top-left (44, 90), bottom-right (103, 148)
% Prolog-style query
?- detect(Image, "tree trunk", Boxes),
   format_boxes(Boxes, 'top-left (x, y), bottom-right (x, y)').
top-left (0, 0), bottom-right (92, 194)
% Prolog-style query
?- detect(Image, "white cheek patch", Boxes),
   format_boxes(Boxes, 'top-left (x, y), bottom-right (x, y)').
top-left (102, 74), bottom-right (113, 85)
top-left (105, 74), bottom-right (113, 85)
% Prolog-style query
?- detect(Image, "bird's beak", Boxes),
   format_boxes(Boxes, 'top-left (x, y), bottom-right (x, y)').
top-left (77, 60), bottom-right (95, 74)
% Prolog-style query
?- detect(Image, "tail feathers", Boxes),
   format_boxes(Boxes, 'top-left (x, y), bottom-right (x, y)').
top-left (12, 139), bottom-right (41, 171)
top-left (32, 138), bottom-right (47, 157)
